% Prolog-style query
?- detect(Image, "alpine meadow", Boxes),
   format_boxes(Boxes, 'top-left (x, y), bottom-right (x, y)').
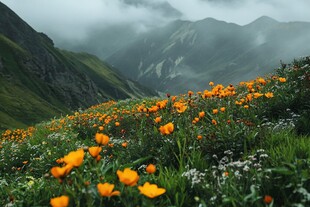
top-left (0, 1), bottom-right (310, 207)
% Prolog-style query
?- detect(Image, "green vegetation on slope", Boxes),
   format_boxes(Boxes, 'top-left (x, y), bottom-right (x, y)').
top-left (0, 2), bottom-right (157, 130)
top-left (0, 57), bottom-right (309, 206)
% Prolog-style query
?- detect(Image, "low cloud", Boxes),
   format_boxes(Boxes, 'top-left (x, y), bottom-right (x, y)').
top-left (2, 0), bottom-right (310, 42)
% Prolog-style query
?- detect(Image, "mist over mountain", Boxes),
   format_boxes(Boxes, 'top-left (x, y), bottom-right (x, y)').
top-left (0, 2), bottom-right (156, 129)
top-left (107, 16), bottom-right (310, 94)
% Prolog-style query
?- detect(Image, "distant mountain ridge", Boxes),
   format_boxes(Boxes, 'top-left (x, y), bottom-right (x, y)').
top-left (0, 2), bottom-right (156, 129)
top-left (107, 16), bottom-right (310, 94)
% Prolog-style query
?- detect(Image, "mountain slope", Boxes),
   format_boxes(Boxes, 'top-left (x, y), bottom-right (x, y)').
top-left (107, 16), bottom-right (310, 94)
top-left (0, 2), bottom-right (156, 130)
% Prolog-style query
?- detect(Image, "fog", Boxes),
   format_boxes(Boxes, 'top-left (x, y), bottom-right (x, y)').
top-left (2, 0), bottom-right (310, 44)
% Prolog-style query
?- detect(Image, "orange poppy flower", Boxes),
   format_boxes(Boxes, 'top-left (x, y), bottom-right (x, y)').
top-left (263, 195), bottom-right (273, 204)
top-left (253, 93), bottom-right (264, 99)
top-left (159, 122), bottom-right (174, 135)
top-left (117, 168), bottom-right (139, 186)
top-left (154, 117), bottom-right (162, 123)
top-left (146, 164), bottom-right (156, 174)
top-left (121, 142), bottom-right (128, 148)
top-left (97, 183), bottom-right (120, 197)
top-left (88, 146), bottom-right (102, 158)
top-left (212, 109), bottom-right (218, 114)
top-left (50, 195), bottom-right (69, 207)
top-left (278, 77), bottom-right (286, 82)
top-left (63, 149), bottom-right (84, 167)
top-left (212, 119), bottom-right (217, 125)
top-left (198, 111), bottom-right (205, 118)
top-left (95, 133), bottom-right (109, 145)
top-left (138, 182), bottom-right (166, 198)
top-left (220, 107), bottom-right (226, 112)
top-left (51, 164), bottom-right (73, 179)
top-left (265, 92), bottom-right (274, 98)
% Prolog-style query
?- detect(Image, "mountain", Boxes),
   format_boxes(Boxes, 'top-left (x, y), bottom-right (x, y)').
top-left (107, 16), bottom-right (310, 94)
top-left (58, 1), bottom-right (181, 59)
top-left (0, 2), bottom-right (156, 130)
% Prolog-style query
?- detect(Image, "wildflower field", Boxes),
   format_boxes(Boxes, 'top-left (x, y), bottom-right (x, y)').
top-left (1, 57), bottom-right (310, 207)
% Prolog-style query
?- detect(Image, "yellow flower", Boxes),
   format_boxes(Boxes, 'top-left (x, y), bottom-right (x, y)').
top-left (63, 149), bottom-right (84, 167)
top-left (95, 133), bottom-right (109, 145)
top-left (50, 195), bottom-right (69, 207)
top-left (97, 183), bottom-right (120, 197)
top-left (51, 164), bottom-right (73, 179)
top-left (146, 164), bottom-right (156, 174)
top-left (117, 168), bottom-right (140, 186)
top-left (88, 146), bottom-right (102, 158)
top-left (138, 182), bottom-right (166, 198)
top-left (159, 122), bottom-right (174, 135)
top-left (209, 81), bottom-right (214, 86)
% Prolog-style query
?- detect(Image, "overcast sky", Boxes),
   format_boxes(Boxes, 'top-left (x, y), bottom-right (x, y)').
top-left (2, 0), bottom-right (310, 41)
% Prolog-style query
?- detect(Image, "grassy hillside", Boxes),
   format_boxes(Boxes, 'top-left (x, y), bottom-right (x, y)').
top-left (0, 34), bottom-right (69, 129)
top-left (0, 2), bottom-right (157, 130)
top-left (0, 33), bottom-right (156, 130)
top-left (0, 57), bottom-right (309, 206)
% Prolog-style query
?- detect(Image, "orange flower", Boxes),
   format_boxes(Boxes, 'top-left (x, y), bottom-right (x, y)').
top-left (212, 109), bottom-right (218, 114)
top-left (159, 122), bottom-right (174, 135)
top-left (51, 164), bottom-right (73, 179)
top-left (154, 117), bottom-right (162, 123)
top-left (97, 183), bottom-right (120, 197)
top-left (121, 142), bottom-right (128, 148)
top-left (197, 135), bottom-right (203, 140)
top-left (98, 126), bottom-right (104, 131)
top-left (117, 168), bottom-right (139, 186)
top-left (246, 94), bottom-right (253, 102)
top-left (146, 164), bottom-right (156, 174)
top-left (173, 102), bottom-right (187, 113)
top-left (63, 149), bottom-right (84, 167)
top-left (115, 122), bottom-right (120, 127)
top-left (50, 195), bottom-right (69, 207)
top-left (211, 119), bottom-right (217, 125)
top-left (263, 195), bottom-right (273, 204)
top-left (88, 146), bottom-right (102, 158)
top-left (138, 182), bottom-right (166, 198)
top-left (95, 133), bottom-right (109, 145)
top-left (278, 77), bottom-right (286, 82)
top-left (257, 77), bottom-right (267, 85)
top-left (253, 92), bottom-right (264, 99)
top-left (220, 107), bottom-right (226, 112)
top-left (209, 81), bottom-right (214, 86)
top-left (265, 92), bottom-right (274, 98)
top-left (188, 90), bottom-right (194, 97)
top-left (198, 111), bottom-right (205, 118)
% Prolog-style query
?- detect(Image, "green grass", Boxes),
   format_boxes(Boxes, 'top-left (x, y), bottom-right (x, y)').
top-left (0, 57), bottom-right (309, 206)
